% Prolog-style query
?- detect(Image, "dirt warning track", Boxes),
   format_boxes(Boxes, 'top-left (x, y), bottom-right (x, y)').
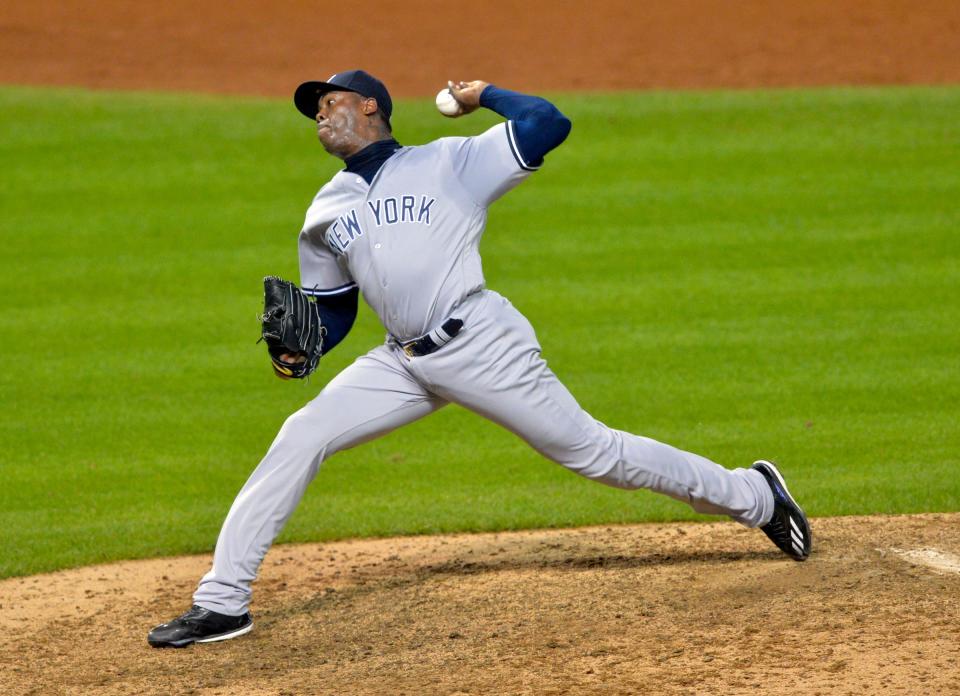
top-left (2, 0), bottom-right (959, 97)
top-left (2, 514), bottom-right (958, 695)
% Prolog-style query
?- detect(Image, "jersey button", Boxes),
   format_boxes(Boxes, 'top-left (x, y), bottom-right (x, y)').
top-left (374, 243), bottom-right (382, 249)
top-left (356, 177), bottom-right (364, 185)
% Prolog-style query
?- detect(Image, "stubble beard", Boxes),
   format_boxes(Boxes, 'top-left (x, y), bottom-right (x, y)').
top-left (318, 110), bottom-right (363, 160)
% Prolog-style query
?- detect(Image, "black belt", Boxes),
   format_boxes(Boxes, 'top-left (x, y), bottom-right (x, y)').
top-left (401, 318), bottom-right (464, 357)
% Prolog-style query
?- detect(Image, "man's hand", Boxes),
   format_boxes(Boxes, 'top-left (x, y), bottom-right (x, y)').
top-left (447, 80), bottom-right (489, 116)
top-left (271, 352), bottom-right (306, 381)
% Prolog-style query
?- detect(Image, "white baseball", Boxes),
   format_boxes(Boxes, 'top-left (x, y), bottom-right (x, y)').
top-left (435, 88), bottom-right (462, 117)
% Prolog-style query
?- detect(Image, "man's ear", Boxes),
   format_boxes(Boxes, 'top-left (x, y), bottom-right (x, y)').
top-left (361, 97), bottom-right (378, 116)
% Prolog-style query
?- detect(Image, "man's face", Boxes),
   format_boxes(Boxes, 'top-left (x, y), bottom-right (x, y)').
top-left (315, 90), bottom-right (368, 158)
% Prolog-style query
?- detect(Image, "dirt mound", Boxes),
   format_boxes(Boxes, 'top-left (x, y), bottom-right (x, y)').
top-left (2, 514), bottom-right (958, 695)
top-left (3, 1), bottom-right (959, 97)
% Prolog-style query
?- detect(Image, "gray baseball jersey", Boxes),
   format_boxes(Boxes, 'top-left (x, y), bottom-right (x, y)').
top-left (299, 122), bottom-right (530, 341)
top-left (193, 119), bottom-right (775, 617)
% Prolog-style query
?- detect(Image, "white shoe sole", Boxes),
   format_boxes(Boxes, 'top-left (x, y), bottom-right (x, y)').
top-left (194, 621), bottom-right (254, 644)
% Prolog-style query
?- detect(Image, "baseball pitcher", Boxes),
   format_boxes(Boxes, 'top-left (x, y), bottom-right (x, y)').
top-left (147, 70), bottom-right (811, 647)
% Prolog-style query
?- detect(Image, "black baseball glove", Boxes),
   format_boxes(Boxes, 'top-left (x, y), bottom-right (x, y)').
top-left (259, 276), bottom-right (325, 380)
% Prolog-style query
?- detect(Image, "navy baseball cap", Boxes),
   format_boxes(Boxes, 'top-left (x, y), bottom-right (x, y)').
top-left (294, 70), bottom-right (393, 124)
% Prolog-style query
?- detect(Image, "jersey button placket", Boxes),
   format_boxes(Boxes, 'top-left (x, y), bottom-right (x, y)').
top-left (360, 174), bottom-right (393, 327)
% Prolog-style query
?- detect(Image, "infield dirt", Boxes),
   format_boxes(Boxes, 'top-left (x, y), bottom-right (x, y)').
top-left (2, 515), bottom-right (959, 695)
top-left (3, 1), bottom-right (959, 694)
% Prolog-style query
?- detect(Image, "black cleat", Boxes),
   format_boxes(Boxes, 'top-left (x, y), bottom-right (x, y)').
top-left (752, 460), bottom-right (812, 561)
top-left (147, 605), bottom-right (253, 648)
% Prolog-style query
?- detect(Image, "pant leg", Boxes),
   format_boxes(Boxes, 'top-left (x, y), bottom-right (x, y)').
top-left (408, 291), bottom-right (773, 528)
top-left (193, 345), bottom-right (444, 615)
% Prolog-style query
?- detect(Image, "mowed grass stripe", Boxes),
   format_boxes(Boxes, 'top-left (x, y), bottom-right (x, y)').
top-left (0, 85), bottom-right (957, 578)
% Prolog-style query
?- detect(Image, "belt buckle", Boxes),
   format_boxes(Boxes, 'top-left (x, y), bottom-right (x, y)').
top-left (402, 342), bottom-right (416, 358)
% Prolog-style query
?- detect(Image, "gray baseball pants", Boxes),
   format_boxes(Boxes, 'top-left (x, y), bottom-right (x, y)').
top-left (194, 290), bottom-right (774, 615)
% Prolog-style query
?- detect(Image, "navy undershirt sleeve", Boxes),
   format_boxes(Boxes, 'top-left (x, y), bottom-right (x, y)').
top-left (314, 287), bottom-right (358, 355)
top-left (479, 85), bottom-right (572, 167)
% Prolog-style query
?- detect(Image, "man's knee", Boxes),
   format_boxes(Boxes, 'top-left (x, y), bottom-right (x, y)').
top-left (269, 406), bottom-right (336, 460)
top-left (546, 427), bottom-right (639, 489)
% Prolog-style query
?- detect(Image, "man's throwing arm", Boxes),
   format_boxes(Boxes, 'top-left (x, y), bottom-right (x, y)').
top-left (478, 85), bottom-right (572, 167)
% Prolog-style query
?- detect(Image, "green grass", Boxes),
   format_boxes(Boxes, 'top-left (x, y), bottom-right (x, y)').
top-left (1, 84), bottom-right (957, 578)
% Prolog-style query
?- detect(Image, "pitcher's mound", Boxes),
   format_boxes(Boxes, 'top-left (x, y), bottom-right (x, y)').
top-left (2, 514), bottom-right (959, 695)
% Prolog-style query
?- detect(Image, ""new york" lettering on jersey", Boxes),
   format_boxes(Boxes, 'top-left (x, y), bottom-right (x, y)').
top-left (368, 195), bottom-right (435, 228)
top-left (325, 208), bottom-right (365, 254)
top-left (325, 195), bottom-right (437, 255)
